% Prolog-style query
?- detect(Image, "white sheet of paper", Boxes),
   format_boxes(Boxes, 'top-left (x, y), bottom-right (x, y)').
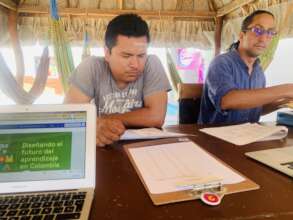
top-left (200, 123), bottom-right (288, 146)
top-left (128, 141), bottom-right (244, 194)
top-left (258, 129), bottom-right (288, 142)
top-left (120, 128), bottom-right (187, 140)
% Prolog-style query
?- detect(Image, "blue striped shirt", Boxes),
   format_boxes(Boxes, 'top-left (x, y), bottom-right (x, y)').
top-left (198, 50), bottom-right (265, 125)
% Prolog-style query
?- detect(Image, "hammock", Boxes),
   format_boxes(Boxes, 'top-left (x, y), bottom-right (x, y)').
top-left (49, 0), bottom-right (74, 92)
top-left (0, 47), bottom-right (49, 104)
top-left (166, 50), bottom-right (182, 95)
top-left (260, 35), bottom-right (280, 70)
top-left (82, 31), bottom-right (91, 60)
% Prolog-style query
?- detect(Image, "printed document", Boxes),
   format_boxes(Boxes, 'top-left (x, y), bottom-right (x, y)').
top-left (128, 141), bottom-right (244, 194)
top-left (200, 123), bottom-right (288, 146)
top-left (120, 128), bottom-right (187, 140)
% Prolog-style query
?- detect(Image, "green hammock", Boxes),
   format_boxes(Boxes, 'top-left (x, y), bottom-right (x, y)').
top-left (50, 0), bottom-right (74, 93)
top-left (82, 31), bottom-right (91, 60)
top-left (166, 50), bottom-right (182, 95)
top-left (260, 35), bottom-right (280, 71)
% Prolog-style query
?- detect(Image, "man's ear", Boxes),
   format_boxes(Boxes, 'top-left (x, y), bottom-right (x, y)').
top-left (239, 31), bottom-right (244, 41)
top-left (104, 46), bottom-right (110, 62)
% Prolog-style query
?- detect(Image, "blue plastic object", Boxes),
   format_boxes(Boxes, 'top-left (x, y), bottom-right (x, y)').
top-left (277, 111), bottom-right (293, 126)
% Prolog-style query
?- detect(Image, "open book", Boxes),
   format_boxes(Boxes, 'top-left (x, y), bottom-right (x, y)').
top-left (200, 123), bottom-right (288, 146)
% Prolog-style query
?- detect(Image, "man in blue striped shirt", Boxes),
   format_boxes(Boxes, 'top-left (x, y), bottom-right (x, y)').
top-left (199, 10), bottom-right (293, 124)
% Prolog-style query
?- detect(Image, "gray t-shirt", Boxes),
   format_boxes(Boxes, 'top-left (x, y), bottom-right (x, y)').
top-left (70, 55), bottom-right (171, 115)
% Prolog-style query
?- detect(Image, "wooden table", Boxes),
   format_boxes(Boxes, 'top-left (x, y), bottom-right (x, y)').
top-left (90, 125), bottom-right (293, 220)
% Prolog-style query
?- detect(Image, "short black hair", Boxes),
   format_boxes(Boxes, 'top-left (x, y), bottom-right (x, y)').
top-left (228, 10), bottom-right (275, 51)
top-left (241, 10), bottom-right (275, 32)
top-left (105, 13), bottom-right (150, 51)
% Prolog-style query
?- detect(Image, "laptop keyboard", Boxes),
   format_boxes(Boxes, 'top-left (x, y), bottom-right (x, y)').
top-left (0, 191), bottom-right (86, 220)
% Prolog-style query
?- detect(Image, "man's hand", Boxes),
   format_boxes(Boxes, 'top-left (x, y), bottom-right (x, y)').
top-left (96, 118), bottom-right (125, 147)
top-left (221, 84), bottom-right (293, 111)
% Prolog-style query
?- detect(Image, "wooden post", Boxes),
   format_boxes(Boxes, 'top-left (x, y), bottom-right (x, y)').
top-left (117, 0), bottom-right (123, 10)
top-left (8, 9), bottom-right (25, 86)
top-left (214, 16), bottom-right (223, 57)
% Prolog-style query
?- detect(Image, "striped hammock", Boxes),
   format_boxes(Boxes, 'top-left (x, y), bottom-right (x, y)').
top-left (49, 0), bottom-right (74, 92)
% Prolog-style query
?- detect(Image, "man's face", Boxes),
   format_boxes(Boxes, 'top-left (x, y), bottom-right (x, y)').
top-left (104, 35), bottom-right (148, 87)
top-left (240, 13), bottom-right (276, 57)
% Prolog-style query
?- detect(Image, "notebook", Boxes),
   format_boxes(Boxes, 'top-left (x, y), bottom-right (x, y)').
top-left (0, 104), bottom-right (96, 219)
top-left (245, 147), bottom-right (293, 177)
top-left (200, 123), bottom-right (288, 146)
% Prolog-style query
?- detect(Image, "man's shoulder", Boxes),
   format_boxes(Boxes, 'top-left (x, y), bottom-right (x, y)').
top-left (77, 56), bottom-right (108, 75)
top-left (146, 54), bottom-right (160, 63)
top-left (212, 51), bottom-right (236, 66)
top-left (144, 54), bottom-right (164, 72)
top-left (206, 51), bottom-right (237, 78)
top-left (81, 56), bottom-right (105, 65)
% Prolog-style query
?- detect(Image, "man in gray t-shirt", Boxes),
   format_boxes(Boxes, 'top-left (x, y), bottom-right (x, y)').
top-left (64, 14), bottom-right (171, 147)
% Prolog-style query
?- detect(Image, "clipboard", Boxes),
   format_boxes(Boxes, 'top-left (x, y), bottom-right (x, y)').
top-left (124, 137), bottom-right (259, 205)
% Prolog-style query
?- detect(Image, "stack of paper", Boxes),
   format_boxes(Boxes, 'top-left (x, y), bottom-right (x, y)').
top-left (120, 128), bottom-right (187, 140)
top-left (200, 123), bottom-right (288, 146)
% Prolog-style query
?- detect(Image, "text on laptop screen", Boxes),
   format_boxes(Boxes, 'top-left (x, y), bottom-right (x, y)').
top-left (0, 111), bottom-right (86, 183)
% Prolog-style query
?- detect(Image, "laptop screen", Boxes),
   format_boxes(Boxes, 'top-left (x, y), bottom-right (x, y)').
top-left (0, 111), bottom-right (86, 183)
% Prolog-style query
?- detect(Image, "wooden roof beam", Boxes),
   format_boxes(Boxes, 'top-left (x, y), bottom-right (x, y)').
top-left (216, 0), bottom-right (255, 17)
top-left (117, 0), bottom-right (123, 10)
top-left (0, 0), bottom-right (16, 11)
top-left (17, 6), bottom-right (216, 20)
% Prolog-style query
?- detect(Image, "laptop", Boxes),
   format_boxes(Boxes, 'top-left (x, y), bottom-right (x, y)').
top-left (0, 104), bottom-right (96, 220)
top-left (245, 146), bottom-right (293, 177)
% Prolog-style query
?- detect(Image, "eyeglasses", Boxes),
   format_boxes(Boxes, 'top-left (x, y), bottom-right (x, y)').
top-left (245, 26), bottom-right (277, 37)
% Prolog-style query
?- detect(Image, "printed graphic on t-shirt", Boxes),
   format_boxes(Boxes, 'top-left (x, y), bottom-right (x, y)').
top-left (99, 88), bottom-right (143, 114)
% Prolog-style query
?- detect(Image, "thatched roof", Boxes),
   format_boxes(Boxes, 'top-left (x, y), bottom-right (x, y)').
top-left (1, 0), bottom-right (293, 49)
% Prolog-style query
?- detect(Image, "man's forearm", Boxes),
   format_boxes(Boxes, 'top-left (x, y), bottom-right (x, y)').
top-left (221, 84), bottom-right (293, 110)
top-left (102, 107), bottom-right (165, 128)
top-left (262, 98), bottom-right (290, 115)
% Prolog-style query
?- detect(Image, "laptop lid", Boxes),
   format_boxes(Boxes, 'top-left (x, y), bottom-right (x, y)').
top-left (0, 104), bottom-right (96, 194)
top-left (245, 147), bottom-right (293, 177)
